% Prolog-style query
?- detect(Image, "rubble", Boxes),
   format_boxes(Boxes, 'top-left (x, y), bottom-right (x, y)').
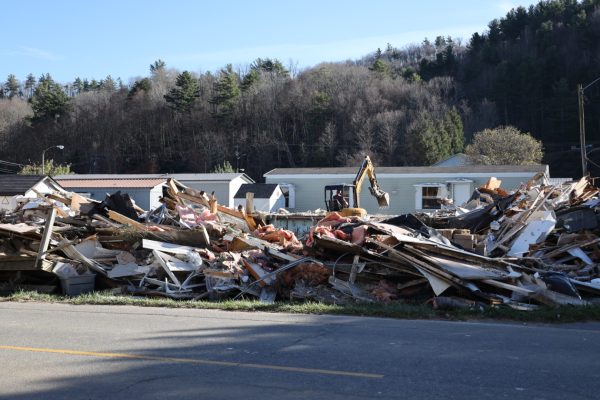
top-left (1, 174), bottom-right (600, 312)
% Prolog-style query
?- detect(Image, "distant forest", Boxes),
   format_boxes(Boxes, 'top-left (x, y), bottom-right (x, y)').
top-left (0, 0), bottom-right (599, 179)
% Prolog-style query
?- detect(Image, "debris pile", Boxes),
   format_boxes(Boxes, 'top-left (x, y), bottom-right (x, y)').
top-left (0, 175), bottom-right (599, 310)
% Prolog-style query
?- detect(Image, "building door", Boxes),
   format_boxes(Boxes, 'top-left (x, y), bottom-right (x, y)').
top-left (452, 182), bottom-right (471, 207)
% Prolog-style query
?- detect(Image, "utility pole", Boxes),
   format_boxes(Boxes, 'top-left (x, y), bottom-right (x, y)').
top-left (578, 76), bottom-right (600, 178)
top-left (234, 145), bottom-right (244, 173)
top-left (578, 83), bottom-right (587, 177)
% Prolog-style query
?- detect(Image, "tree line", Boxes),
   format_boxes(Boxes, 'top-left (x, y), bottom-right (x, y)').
top-left (0, 59), bottom-right (463, 178)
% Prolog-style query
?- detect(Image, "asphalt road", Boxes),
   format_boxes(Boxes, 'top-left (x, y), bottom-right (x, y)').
top-left (1, 302), bottom-right (599, 400)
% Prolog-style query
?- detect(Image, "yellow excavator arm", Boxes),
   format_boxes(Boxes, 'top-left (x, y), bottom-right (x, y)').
top-left (353, 156), bottom-right (390, 209)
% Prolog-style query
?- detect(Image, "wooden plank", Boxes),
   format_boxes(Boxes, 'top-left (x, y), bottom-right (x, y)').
top-left (35, 208), bottom-right (56, 268)
top-left (91, 214), bottom-right (122, 228)
top-left (0, 223), bottom-right (39, 235)
top-left (242, 259), bottom-right (274, 286)
top-left (245, 192), bottom-right (254, 214)
top-left (107, 210), bottom-right (146, 230)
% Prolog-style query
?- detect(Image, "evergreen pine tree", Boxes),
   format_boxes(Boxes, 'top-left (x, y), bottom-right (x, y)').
top-left (5, 74), bottom-right (19, 99)
top-left (164, 71), bottom-right (200, 112)
top-left (24, 73), bottom-right (36, 98)
top-left (209, 64), bottom-right (240, 117)
top-left (29, 74), bottom-right (70, 123)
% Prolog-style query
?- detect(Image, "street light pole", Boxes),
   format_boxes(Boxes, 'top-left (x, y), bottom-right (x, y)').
top-left (41, 145), bottom-right (65, 175)
top-left (578, 76), bottom-right (600, 177)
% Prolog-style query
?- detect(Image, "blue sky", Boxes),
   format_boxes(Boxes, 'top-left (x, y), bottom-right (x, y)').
top-left (1, 0), bottom-right (539, 84)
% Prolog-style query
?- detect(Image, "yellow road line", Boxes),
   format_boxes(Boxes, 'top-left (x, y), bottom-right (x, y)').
top-left (0, 345), bottom-right (384, 379)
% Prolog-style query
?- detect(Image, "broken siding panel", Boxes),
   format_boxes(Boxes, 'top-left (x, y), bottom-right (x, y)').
top-left (149, 185), bottom-right (163, 210)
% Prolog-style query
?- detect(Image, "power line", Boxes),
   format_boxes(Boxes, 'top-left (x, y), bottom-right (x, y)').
top-left (0, 159), bottom-right (24, 167)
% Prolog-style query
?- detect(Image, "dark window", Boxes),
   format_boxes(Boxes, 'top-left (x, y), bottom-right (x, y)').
top-left (422, 186), bottom-right (441, 209)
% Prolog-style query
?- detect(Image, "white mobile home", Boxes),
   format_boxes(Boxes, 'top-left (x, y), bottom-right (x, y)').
top-left (264, 164), bottom-right (549, 215)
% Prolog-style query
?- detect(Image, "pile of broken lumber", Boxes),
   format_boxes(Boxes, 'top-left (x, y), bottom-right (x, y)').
top-left (0, 176), bottom-right (599, 311)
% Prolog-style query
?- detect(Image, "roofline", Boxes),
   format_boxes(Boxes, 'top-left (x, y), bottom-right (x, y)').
top-left (58, 182), bottom-right (166, 190)
top-left (55, 173), bottom-right (255, 183)
top-left (265, 171), bottom-right (546, 180)
top-left (264, 165), bottom-right (549, 177)
top-left (0, 175), bottom-right (66, 195)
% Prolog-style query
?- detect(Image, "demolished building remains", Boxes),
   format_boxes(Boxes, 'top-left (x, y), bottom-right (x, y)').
top-left (1, 173), bottom-right (599, 311)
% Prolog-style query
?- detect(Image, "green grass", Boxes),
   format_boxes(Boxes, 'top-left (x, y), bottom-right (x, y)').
top-left (3, 290), bottom-right (600, 323)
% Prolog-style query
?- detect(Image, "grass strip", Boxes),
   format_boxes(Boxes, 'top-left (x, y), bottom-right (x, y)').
top-left (3, 290), bottom-right (600, 323)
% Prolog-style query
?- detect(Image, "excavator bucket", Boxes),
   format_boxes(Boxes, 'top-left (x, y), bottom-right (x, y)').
top-left (376, 192), bottom-right (390, 208)
top-left (369, 187), bottom-right (390, 208)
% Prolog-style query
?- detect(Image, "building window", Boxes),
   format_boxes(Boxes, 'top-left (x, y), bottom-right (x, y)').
top-left (414, 184), bottom-right (446, 210)
top-left (421, 186), bottom-right (442, 209)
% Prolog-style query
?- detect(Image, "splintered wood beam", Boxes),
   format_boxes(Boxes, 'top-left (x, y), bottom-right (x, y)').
top-left (245, 192), bottom-right (254, 215)
top-left (107, 210), bottom-right (146, 231)
top-left (35, 207), bottom-right (57, 268)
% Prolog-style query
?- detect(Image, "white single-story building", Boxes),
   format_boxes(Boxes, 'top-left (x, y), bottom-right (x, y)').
top-left (233, 183), bottom-right (285, 212)
top-left (264, 164), bottom-right (550, 215)
top-left (0, 175), bottom-right (65, 211)
top-left (55, 172), bottom-right (254, 210)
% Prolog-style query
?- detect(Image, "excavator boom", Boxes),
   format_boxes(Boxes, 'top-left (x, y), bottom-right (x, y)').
top-left (353, 156), bottom-right (390, 208)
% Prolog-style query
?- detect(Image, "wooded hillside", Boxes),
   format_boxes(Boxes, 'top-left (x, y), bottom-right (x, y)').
top-left (0, 0), bottom-right (598, 179)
